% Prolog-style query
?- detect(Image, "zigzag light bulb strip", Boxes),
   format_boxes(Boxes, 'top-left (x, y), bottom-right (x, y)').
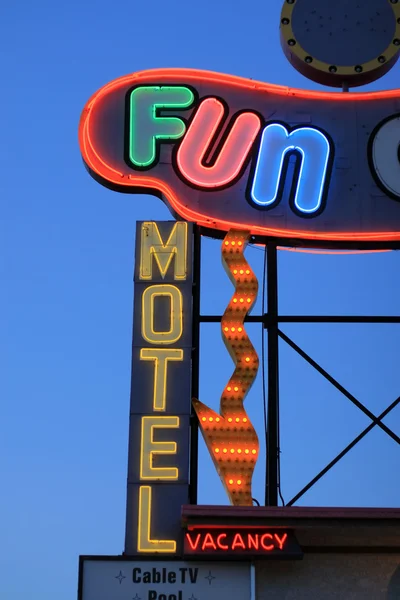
top-left (192, 230), bottom-right (259, 505)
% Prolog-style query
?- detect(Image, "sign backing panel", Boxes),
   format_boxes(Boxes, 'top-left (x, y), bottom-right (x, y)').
top-left (125, 222), bottom-right (193, 556)
top-left (79, 558), bottom-right (251, 600)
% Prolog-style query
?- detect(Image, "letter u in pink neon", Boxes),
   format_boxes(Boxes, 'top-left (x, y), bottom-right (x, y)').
top-left (176, 98), bottom-right (261, 188)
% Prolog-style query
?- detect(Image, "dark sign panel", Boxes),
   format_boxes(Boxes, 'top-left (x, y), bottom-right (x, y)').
top-left (125, 221), bottom-right (193, 556)
top-left (80, 68), bottom-right (400, 246)
top-left (184, 527), bottom-right (303, 559)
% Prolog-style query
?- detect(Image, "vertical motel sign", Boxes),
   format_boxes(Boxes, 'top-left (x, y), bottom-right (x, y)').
top-left (125, 221), bottom-right (193, 555)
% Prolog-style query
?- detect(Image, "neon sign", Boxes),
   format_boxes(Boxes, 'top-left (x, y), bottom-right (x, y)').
top-left (125, 221), bottom-right (193, 556)
top-left (184, 527), bottom-right (302, 558)
top-left (193, 230), bottom-right (259, 506)
top-left (79, 68), bottom-right (400, 246)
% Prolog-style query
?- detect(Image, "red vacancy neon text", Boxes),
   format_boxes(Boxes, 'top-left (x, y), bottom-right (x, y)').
top-left (185, 531), bottom-right (288, 553)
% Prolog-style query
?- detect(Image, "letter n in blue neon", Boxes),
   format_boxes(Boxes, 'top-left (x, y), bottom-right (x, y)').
top-left (250, 123), bottom-right (332, 215)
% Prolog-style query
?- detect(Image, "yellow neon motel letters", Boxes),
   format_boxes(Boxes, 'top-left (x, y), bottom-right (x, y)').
top-left (141, 284), bottom-right (183, 344)
top-left (140, 348), bottom-right (184, 410)
top-left (130, 220), bottom-right (190, 555)
top-left (140, 415), bottom-right (180, 480)
top-left (140, 221), bottom-right (187, 280)
top-left (137, 486), bottom-right (176, 553)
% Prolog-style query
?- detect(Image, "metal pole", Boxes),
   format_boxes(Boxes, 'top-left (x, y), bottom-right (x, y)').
top-left (250, 563), bottom-right (256, 600)
top-left (189, 224), bottom-right (201, 504)
top-left (265, 241), bottom-right (279, 506)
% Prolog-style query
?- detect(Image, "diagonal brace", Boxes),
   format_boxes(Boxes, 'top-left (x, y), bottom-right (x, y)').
top-left (278, 329), bottom-right (400, 445)
top-left (286, 394), bottom-right (400, 506)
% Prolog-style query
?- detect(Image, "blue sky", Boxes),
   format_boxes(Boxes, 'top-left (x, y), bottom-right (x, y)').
top-left (2, 0), bottom-right (400, 598)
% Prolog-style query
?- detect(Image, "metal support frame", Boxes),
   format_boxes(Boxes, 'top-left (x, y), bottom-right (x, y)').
top-left (266, 242), bottom-right (279, 507)
top-left (190, 231), bottom-right (400, 507)
top-left (189, 225), bottom-right (201, 505)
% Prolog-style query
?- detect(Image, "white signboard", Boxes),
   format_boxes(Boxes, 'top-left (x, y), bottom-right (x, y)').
top-left (79, 559), bottom-right (251, 600)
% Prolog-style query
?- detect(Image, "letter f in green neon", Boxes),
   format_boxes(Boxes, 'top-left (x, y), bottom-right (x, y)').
top-left (128, 86), bottom-right (194, 168)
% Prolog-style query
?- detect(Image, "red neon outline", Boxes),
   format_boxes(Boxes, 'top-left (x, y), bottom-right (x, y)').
top-left (177, 98), bottom-right (261, 188)
top-left (79, 67), bottom-right (400, 242)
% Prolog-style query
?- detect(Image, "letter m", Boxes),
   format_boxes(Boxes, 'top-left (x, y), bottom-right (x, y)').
top-left (140, 221), bottom-right (187, 280)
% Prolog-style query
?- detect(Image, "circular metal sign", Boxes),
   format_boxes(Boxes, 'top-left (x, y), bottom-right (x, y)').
top-left (280, 0), bottom-right (400, 87)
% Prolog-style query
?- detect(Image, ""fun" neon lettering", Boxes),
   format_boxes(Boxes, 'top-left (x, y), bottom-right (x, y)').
top-left (127, 87), bottom-right (334, 217)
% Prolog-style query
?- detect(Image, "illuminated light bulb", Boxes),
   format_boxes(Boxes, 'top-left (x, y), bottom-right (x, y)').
top-left (231, 241), bottom-right (235, 246)
top-left (245, 449), bottom-right (250, 454)
top-left (224, 326), bottom-right (229, 332)
top-left (231, 327), bottom-right (235, 332)
top-left (240, 298), bottom-right (244, 303)
top-left (228, 417), bottom-right (233, 422)
top-left (233, 269), bottom-right (238, 275)
top-left (247, 298), bottom-right (251, 303)
top-left (240, 269), bottom-right (244, 274)
top-left (230, 448), bottom-right (235, 454)
top-left (251, 449), bottom-right (257, 455)
top-left (216, 417), bottom-right (220, 422)
top-left (229, 479), bottom-right (234, 484)
top-left (238, 241), bottom-right (243, 246)
top-left (245, 357), bottom-right (250, 363)
top-left (237, 449), bottom-right (242, 454)
top-left (235, 417), bottom-right (240, 422)
top-left (243, 417), bottom-right (248, 423)
top-left (227, 386), bottom-right (232, 392)
top-left (246, 269), bottom-right (250, 275)
top-left (224, 241), bottom-right (229, 246)
top-left (237, 480), bottom-right (242, 485)
top-left (223, 448), bottom-right (228, 454)
top-left (201, 417), bottom-right (206, 422)
top-left (233, 298), bottom-right (238, 303)
top-left (234, 386), bottom-right (239, 392)
top-left (238, 327), bottom-right (243, 332)
top-left (215, 448), bottom-right (220, 453)
top-left (209, 417), bottom-right (213, 422)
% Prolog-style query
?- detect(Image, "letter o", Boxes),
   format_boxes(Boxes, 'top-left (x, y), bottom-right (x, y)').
top-left (142, 284), bottom-right (183, 344)
top-left (370, 115), bottom-right (400, 198)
